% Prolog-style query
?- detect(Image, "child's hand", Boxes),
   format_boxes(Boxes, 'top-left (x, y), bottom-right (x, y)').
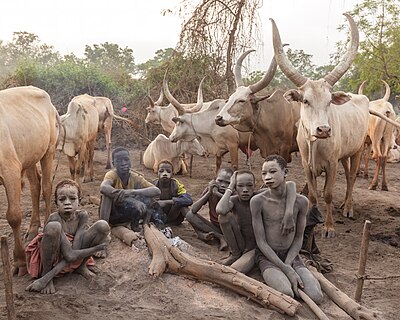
top-left (280, 213), bottom-right (295, 236)
top-left (228, 171), bottom-right (238, 191)
top-left (208, 179), bottom-right (217, 193)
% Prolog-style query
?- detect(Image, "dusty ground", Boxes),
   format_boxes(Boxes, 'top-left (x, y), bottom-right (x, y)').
top-left (0, 143), bottom-right (399, 320)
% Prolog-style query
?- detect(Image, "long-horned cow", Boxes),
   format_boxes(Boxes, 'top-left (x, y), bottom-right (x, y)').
top-left (0, 86), bottom-right (60, 274)
top-left (94, 96), bottom-right (137, 169)
top-left (143, 134), bottom-right (207, 174)
top-left (358, 80), bottom-right (396, 190)
top-left (59, 94), bottom-right (99, 183)
top-left (271, 14), bottom-right (370, 238)
top-left (215, 49), bottom-right (300, 162)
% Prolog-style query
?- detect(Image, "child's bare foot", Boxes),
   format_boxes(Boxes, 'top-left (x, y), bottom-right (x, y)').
top-left (218, 238), bottom-right (228, 251)
top-left (75, 265), bottom-right (95, 280)
top-left (94, 249), bottom-right (107, 258)
top-left (26, 279), bottom-right (56, 294)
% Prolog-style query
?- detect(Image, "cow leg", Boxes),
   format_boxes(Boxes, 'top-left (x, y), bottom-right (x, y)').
top-left (369, 156), bottom-right (380, 190)
top-left (380, 156), bottom-right (388, 191)
top-left (25, 165), bottom-right (41, 242)
top-left (3, 168), bottom-right (26, 275)
top-left (216, 156), bottom-right (222, 174)
top-left (322, 163), bottom-right (338, 238)
top-left (40, 148), bottom-right (55, 222)
top-left (342, 152), bottom-right (363, 218)
top-left (339, 158), bottom-right (350, 209)
top-left (229, 145), bottom-right (239, 171)
top-left (67, 156), bottom-right (76, 181)
top-left (363, 143), bottom-right (371, 178)
top-left (76, 144), bottom-right (87, 185)
top-left (84, 139), bottom-right (96, 183)
top-left (104, 117), bottom-right (112, 169)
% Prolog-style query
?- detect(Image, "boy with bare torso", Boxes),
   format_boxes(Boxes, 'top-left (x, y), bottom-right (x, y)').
top-left (26, 179), bottom-right (110, 294)
top-left (251, 155), bottom-right (322, 303)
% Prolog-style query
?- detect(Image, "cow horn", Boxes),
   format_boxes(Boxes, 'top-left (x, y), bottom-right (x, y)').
top-left (155, 88), bottom-right (164, 105)
top-left (324, 13), bottom-right (359, 86)
top-left (195, 76), bottom-right (205, 110)
top-left (146, 95), bottom-right (155, 107)
top-left (234, 49), bottom-right (256, 87)
top-left (249, 55), bottom-right (277, 93)
top-left (163, 79), bottom-right (186, 115)
top-left (358, 80), bottom-right (367, 95)
top-left (382, 80), bottom-right (390, 101)
top-left (271, 18), bottom-right (308, 87)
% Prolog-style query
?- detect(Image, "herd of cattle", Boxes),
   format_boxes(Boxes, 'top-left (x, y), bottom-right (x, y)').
top-left (1, 13), bottom-right (400, 274)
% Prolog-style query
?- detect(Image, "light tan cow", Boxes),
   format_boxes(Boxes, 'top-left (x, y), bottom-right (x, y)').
top-left (59, 94), bottom-right (99, 183)
top-left (143, 134), bottom-right (207, 174)
top-left (358, 80), bottom-right (396, 190)
top-left (271, 14), bottom-right (400, 237)
top-left (0, 86), bottom-right (60, 274)
top-left (94, 96), bottom-right (136, 169)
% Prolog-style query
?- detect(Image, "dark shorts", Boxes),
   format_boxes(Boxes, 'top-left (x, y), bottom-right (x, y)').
top-left (255, 247), bottom-right (305, 274)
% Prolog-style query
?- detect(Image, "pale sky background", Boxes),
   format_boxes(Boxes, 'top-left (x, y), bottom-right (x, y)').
top-left (0, 0), bottom-right (360, 71)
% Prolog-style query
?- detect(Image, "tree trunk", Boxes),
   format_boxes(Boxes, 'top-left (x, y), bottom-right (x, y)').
top-left (144, 224), bottom-right (300, 316)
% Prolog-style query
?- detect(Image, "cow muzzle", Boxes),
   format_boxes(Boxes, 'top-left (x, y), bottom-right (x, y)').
top-left (215, 115), bottom-right (227, 127)
top-left (314, 125), bottom-right (332, 139)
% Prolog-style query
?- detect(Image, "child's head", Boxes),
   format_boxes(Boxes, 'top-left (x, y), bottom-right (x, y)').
top-left (215, 167), bottom-right (234, 193)
top-left (157, 159), bottom-right (174, 181)
top-left (262, 154), bottom-right (288, 188)
top-left (235, 169), bottom-right (255, 201)
top-left (112, 147), bottom-right (131, 175)
top-left (54, 179), bottom-right (81, 214)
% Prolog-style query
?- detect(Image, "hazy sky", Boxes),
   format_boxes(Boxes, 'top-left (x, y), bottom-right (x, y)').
top-left (0, 0), bottom-right (360, 70)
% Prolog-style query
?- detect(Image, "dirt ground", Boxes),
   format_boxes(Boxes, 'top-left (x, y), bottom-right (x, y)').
top-left (0, 141), bottom-right (399, 320)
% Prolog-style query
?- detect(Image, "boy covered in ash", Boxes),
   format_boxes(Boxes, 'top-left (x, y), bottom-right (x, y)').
top-left (251, 155), bottom-right (322, 303)
top-left (152, 159), bottom-right (193, 226)
top-left (186, 167), bottom-right (233, 250)
top-left (216, 168), bottom-right (297, 274)
top-left (26, 179), bottom-right (110, 294)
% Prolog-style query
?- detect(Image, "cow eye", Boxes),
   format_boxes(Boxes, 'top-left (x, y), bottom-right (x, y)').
top-left (303, 99), bottom-right (309, 105)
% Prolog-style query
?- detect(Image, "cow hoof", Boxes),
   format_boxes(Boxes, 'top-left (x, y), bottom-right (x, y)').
top-left (14, 265), bottom-right (28, 277)
top-left (381, 185), bottom-right (388, 191)
top-left (368, 184), bottom-right (377, 190)
top-left (342, 210), bottom-right (353, 218)
top-left (321, 228), bottom-right (336, 238)
top-left (363, 173), bottom-right (369, 179)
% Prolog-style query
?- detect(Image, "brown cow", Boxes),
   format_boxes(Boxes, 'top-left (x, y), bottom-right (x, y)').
top-left (0, 86), bottom-right (60, 274)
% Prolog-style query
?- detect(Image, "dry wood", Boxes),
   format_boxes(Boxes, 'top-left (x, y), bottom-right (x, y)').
top-left (1, 236), bottom-right (17, 320)
top-left (111, 226), bottom-right (139, 245)
top-left (144, 224), bottom-right (301, 316)
top-left (355, 220), bottom-right (371, 302)
top-left (298, 289), bottom-right (329, 320)
top-left (309, 266), bottom-right (381, 320)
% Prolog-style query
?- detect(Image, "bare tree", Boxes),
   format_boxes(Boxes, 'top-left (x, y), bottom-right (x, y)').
top-left (173, 0), bottom-right (262, 94)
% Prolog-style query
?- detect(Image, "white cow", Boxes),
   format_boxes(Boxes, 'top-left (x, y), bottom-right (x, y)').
top-left (143, 134), bottom-right (207, 174)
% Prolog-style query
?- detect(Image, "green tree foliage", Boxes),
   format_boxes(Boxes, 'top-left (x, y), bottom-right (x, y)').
top-left (337, 0), bottom-right (400, 99)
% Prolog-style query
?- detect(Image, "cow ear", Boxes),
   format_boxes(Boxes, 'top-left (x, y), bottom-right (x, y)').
top-left (250, 94), bottom-right (271, 105)
top-left (172, 117), bottom-right (181, 123)
top-left (331, 92), bottom-right (351, 105)
top-left (284, 90), bottom-right (302, 103)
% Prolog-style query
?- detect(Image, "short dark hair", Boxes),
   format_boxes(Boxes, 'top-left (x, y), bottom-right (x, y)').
top-left (157, 159), bottom-right (174, 172)
top-left (112, 147), bottom-right (129, 161)
top-left (236, 169), bottom-right (255, 183)
top-left (264, 154), bottom-right (287, 170)
top-left (54, 179), bottom-right (81, 204)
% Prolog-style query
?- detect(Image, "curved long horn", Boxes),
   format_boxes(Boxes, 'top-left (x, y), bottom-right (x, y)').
top-left (196, 76), bottom-right (205, 109)
top-left (381, 80), bottom-right (390, 101)
top-left (358, 80), bottom-right (367, 95)
top-left (155, 88), bottom-right (164, 105)
top-left (271, 18), bottom-right (308, 87)
top-left (146, 95), bottom-right (155, 107)
top-left (163, 79), bottom-right (186, 115)
top-left (234, 49), bottom-right (256, 87)
top-left (324, 13), bottom-right (359, 86)
top-left (249, 55), bottom-right (277, 93)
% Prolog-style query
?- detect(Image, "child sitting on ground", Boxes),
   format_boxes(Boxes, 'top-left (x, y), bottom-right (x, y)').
top-left (26, 179), bottom-right (110, 294)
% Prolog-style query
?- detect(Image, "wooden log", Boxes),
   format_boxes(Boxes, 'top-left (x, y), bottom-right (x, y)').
top-left (355, 220), bottom-right (371, 302)
top-left (298, 289), bottom-right (329, 320)
top-left (309, 266), bottom-right (381, 320)
top-left (111, 226), bottom-right (139, 246)
top-left (144, 224), bottom-right (301, 316)
top-left (1, 236), bottom-right (17, 320)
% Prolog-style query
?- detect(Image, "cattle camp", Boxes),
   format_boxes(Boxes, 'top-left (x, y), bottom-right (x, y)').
top-left (2, 1), bottom-right (400, 319)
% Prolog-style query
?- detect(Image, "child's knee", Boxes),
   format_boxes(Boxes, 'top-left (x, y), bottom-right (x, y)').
top-left (185, 210), bottom-right (195, 223)
top-left (43, 221), bottom-right (62, 238)
top-left (95, 220), bottom-right (110, 236)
